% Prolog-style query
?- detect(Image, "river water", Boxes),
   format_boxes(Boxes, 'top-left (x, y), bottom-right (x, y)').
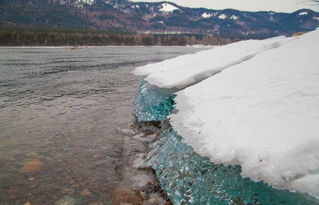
top-left (0, 47), bottom-right (203, 205)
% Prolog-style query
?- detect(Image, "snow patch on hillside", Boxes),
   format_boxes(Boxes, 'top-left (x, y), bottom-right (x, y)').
top-left (298, 11), bottom-right (308, 16)
top-left (218, 14), bottom-right (227, 19)
top-left (132, 4), bottom-right (140, 9)
top-left (201, 12), bottom-right (213, 18)
top-left (78, 0), bottom-right (94, 5)
top-left (230, 15), bottom-right (239, 20)
top-left (159, 3), bottom-right (180, 13)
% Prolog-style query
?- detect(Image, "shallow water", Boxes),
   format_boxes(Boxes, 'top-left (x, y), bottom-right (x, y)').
top-left (0, 47), bottom-right (203, 204)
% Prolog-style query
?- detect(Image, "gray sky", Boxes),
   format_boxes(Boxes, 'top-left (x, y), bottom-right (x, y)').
top-left (131, 0), bottom-right (319, 12)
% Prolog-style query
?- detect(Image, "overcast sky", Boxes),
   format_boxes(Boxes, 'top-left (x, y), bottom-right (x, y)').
top-left (131, 0), bottom-right (319, 12)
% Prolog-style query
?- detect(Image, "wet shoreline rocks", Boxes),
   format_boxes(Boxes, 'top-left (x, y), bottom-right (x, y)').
top-left (110, 127), bottom-right (171, 205)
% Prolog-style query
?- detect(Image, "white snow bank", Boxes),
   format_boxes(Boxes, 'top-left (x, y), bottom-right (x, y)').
top-left (134, 36), bottom-right (290, 90)
top-left (169, 30), bottom-right (319, 198)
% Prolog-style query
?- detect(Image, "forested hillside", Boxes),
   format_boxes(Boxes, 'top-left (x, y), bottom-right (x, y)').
top-left (0, 27), bottom-right (236, 46)
top-left (1, 0), bottom-right (318, 39)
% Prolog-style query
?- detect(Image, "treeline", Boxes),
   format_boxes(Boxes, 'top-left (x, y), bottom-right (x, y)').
top-left (0, 26), bottom-right (237, 46)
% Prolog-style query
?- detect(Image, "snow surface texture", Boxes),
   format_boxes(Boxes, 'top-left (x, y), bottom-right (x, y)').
top-left (134, 36), bottom-right (290, 90)
top-left (135, 30), bottom-right (319, 199)
top-left (170, 30), bottom-right (319, 199)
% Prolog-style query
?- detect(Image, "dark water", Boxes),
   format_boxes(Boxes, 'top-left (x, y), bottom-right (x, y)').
top-left (0, 47), bottom-right (203, 205)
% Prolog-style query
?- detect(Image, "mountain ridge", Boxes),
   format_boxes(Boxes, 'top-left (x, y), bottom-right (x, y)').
top-left (1, 0), bottom-right (319, 39)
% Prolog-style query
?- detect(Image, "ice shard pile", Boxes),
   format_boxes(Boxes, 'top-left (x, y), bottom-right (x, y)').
top-left (146, 123), bottom-right (316, 204)
top-left (134, 29), bottom-right (319, 204)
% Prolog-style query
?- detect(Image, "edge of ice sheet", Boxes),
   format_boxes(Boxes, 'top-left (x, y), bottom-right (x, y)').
top-left (134, 36), bottom-right (291, 90)
top-left (169, 30), bottom-right (319, 199)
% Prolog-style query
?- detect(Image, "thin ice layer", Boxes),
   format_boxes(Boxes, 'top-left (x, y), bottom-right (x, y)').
top-left (134, 36), bottom-right (289, 89)
top-left (170, 30), bottom-right (319, 199)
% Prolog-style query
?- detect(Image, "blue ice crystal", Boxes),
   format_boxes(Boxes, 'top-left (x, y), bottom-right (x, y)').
top-left (134, 81), bottom-right (176, 122)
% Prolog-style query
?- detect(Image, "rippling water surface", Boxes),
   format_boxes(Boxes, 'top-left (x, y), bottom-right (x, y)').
top-left (0, 47), bottom-right (203, 204)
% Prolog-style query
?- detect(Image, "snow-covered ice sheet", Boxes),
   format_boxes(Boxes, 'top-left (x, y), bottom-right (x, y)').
top-left (134, 36), bottom-right (290, 90)
top-left (168, 30), bottom-right (319, 198)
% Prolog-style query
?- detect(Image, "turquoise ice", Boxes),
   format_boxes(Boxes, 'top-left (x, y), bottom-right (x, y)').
top-left (134, 81), bottom-right (176, 122)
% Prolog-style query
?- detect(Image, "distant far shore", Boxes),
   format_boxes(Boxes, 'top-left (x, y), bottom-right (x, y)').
top-left (0, 26), bottom-right (237, 47)
top-left (0, 45), bottom-right (215, 49)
